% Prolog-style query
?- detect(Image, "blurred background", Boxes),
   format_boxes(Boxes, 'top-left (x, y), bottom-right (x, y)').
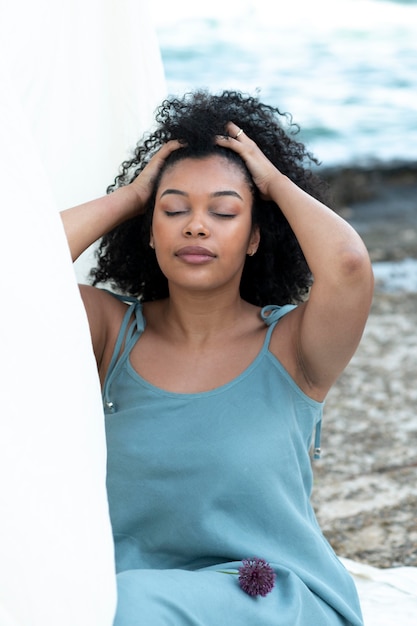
top-left (152, 0), bottom-right (416, 166)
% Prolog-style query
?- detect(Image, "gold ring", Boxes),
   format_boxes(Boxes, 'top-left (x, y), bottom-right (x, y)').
top-left (235, 128), bottom-right (243, 139)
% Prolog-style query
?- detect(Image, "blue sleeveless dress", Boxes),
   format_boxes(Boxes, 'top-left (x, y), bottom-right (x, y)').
top-left (103, 298), bottom-right (363, 626)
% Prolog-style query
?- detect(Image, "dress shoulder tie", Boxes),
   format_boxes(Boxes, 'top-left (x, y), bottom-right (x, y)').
top-left (102, 292), bottom-right (144, 413)
top-left (260, 304), bottom-right (297, 325)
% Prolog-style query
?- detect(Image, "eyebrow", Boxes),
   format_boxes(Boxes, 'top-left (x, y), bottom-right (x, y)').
top-left (160, 189), bottom-right (243, 200)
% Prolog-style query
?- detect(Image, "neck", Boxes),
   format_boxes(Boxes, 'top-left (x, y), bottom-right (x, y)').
top-left (159, 285), bottom-right (251, 343)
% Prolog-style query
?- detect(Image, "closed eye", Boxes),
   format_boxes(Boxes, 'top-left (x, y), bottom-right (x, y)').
top-left (164, 210), bottom-right (236, 218)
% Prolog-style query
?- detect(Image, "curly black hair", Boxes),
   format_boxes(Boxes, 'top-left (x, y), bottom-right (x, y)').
top-left (90, 90), bottom-right (329, 305)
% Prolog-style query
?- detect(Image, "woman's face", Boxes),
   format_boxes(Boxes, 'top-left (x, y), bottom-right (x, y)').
top-left (151, 154), bottom-right (260, 295)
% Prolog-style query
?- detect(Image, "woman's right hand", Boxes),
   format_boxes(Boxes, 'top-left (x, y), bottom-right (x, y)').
top-left (128, 140), bottom-right (184, 212)
top-left (61, 140), bottom-right (184, 262)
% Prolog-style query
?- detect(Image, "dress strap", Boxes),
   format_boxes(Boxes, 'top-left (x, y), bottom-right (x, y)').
top-left (260, 304), bottom-right (297, 346)
top-left (102, 292), bottom-right (145, 413)
top-left (261, 304), bottom-right (322, 460)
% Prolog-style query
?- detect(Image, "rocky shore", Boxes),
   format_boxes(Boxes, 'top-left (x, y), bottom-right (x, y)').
top-left (311, 161), bottom-right (417, 569)
top-left (321, 160), bottom-right (417, 261)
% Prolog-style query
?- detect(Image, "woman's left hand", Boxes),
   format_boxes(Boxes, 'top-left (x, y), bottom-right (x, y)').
top-left (215, 122), bottom-right (282, 200)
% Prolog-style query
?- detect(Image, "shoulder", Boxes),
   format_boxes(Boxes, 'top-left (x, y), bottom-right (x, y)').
top-left (264, 302), bottom-right (301, 351)
top-left (265, 302), bottom-right (324, 400)
top-left (79, 284), bottom-right (130, 328)
top-left (79, 285), bottom-right (131, 376)
top-left (254, 302), bottom-right (300, 369)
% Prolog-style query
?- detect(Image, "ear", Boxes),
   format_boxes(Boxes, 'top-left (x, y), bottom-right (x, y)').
top-left (247, 225), bottom-right (260, 256)
top-left (149, 229), bottom-right (154, 249)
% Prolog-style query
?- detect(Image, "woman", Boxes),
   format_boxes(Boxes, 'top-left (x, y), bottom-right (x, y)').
top-left (62, 91), bottom-right (373, 625)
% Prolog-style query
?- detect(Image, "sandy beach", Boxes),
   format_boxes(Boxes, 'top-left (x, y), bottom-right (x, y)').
top-left (311, 163), bottom-right (417, 569)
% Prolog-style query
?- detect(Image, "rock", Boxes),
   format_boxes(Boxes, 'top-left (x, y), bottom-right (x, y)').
top-left (320, 161), bottom-right (417, 207)
top-left (319, 161), bottom-right (417, 261)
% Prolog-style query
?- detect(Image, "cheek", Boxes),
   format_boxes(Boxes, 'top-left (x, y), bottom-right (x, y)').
top-left (231, 219), bottom-right (255, 247)
top-left (151, 215), bottom-right (171, 244)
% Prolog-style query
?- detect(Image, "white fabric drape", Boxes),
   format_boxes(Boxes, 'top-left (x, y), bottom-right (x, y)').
top-left (0, 60), bottom-right (117, 626)
top-left (341, 558), bottom-right (417, 625)
top-left (0, 1), bottom-right (166, 625)
top-left (1, 0), bottom-right (165, 210)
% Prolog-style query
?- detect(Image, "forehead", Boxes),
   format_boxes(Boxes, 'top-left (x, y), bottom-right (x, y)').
top-left (158, 154), bottom-right (250, 191)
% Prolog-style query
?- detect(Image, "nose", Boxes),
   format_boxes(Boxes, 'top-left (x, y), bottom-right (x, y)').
top-left (182, 213), bottom-right (210, 238)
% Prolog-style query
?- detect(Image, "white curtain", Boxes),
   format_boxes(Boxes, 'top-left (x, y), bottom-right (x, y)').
top-left (0, 1), bottom-right (166, 624)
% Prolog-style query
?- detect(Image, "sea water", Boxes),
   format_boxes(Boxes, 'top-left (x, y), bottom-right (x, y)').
top-left (372, 257), bottom-right (417, 292)
top-left (152, 0), bottom-right (417, 169)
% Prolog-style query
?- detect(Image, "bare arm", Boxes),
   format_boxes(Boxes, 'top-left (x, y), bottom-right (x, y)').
top-left (60, 140), bottom-right (183, 261)
top-left (265, 173), bottom-right (374, 394)
top-left (61, 186), bottom-right (141, 261)
top-left (217, 123), bottom-right (374, 398)
top-left (61, 140), bottom-right (184, 376)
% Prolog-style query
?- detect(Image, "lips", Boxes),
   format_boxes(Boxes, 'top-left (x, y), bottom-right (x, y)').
top-left (175, 246), bottom-right (216, 264)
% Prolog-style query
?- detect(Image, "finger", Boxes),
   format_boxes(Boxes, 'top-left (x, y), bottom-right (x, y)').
top-left (215, 129), bottom-right (243, 144)
top-left (157, 139), bottom-right (185, 157)
top-left (146, 140), bottom-right (184, 170)
top-left (215, 134), bottom-right (241, 152)
top-left (225, 121), bottom-right (245, 140)
top-left (133, 140), bottom-right (184, 186)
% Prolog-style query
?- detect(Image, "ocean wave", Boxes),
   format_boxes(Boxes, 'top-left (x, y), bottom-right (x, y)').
top-left (153, 0), bottom-right (417, 167)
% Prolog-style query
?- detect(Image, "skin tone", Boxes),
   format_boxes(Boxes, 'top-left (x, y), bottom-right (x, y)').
top-left (61, 122), bottom-right (374, 400)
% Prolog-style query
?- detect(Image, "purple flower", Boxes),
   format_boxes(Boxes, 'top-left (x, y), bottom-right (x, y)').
top-left (238, 557), bottom-right (276, 597)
